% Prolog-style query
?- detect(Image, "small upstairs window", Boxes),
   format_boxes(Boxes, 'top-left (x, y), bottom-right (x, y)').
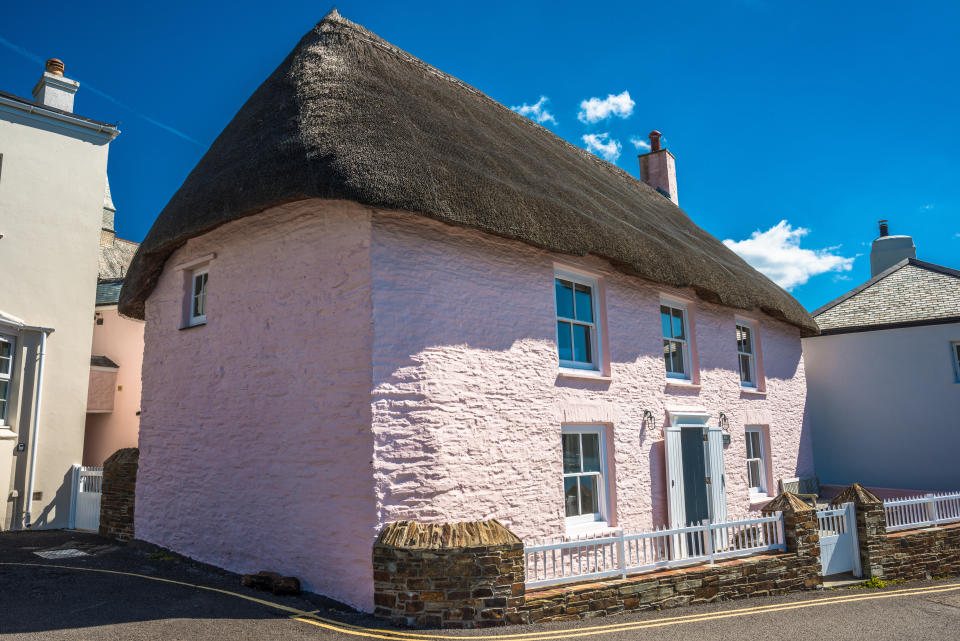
top-left (555, 272), bottom-right (599, 370)
top-left (0, 334), bottom-right (15, 424)
top-left (661, 303), bottom-right (689, 379)
top-left (736, 321), bottom-right (757, 387)
top-left (189, 267), bottom-right (208, 327)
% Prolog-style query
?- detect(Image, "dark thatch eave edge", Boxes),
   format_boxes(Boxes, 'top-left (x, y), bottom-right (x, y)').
top-left (120, 193), bottom-right (818, 338)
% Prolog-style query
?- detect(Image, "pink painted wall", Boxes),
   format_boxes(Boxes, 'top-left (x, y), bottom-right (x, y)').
top-left (83, 306), bottom-right (144, 465)
top-left (135, 199), bottom-right (812, 613)
top-left (135, 200), bottom-right (377, 611)
top-left (369, 210), bottom-right (813, 540)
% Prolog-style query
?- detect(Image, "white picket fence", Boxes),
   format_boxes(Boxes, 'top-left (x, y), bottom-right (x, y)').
top-left (883, 492), bottom-right (960, 532)
top-left (69, 465), bottom-right (103, 531)
top-left (524, 513), bottom-right (785, 588)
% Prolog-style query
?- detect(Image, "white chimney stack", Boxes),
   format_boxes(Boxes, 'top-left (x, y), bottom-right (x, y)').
top-left (870, 219), bottom-right (916, 277)
top-left (637, 130), bottom-right (679, 206)
top-left (32, 58), bottom-right (79, 113)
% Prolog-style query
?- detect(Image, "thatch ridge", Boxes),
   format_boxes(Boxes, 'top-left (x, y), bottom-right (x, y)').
top-left (118, 9), bottom-right (818, 336)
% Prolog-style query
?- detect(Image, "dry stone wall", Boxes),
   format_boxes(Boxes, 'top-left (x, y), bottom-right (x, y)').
top-left (99, 447), bottom-right (139, 541)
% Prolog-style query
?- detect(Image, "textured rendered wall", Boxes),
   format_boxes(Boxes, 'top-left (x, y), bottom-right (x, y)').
top-left (369, 211), bottom-right (813, 541)
top-left (83, 306), bottom-right (145, 465)
top-left (135, 200), bottom-right (377, 611)
top-left (804, 323), bottom-right (960, 491)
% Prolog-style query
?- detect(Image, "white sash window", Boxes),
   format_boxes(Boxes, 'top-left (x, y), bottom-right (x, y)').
top-left (0, 334), bottom-right (15, 424)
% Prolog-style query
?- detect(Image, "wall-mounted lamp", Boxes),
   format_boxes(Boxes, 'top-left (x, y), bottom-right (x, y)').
top-left (718, 412), bottom-right (730, 432)
top-left (642, 409), bottom-right (655, 425)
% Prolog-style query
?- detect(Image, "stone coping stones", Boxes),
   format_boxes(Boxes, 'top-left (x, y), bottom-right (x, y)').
top-left (375, 519), bottom-right (521, 550)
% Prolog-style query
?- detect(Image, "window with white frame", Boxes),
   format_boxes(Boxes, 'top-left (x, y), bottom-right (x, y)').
top-left (189, 267), bottom-right (209, 326)
top-left (660, 303), bottom-right (689, 378)
top-left (952, 341), bottom-right (960, 383)
top-left (0, 334), bottom-right (15, 424)
top-left (736, 321), bottom-right (757, 387)
top-left (745, 427), bottom-right (767, 495)
top-left (562, 426), bottom-right (607, 527)
top-left (555, 272), bottom-right (599, 370)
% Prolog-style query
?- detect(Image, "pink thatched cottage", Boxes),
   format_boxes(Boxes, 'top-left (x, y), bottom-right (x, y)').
top-left (119, 11), bottom-right (817, 612)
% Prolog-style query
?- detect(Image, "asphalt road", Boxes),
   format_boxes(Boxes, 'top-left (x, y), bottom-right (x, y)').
top-left (2, 530), bottom-right (959, 640)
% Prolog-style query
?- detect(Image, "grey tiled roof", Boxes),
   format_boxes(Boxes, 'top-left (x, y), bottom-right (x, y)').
top-left (96, 279), bottom-right (124, 306)
top-left (99, 237), bottom-right (139, 279)
top-left (813, 259), bottom-right (960, 332)
top-left (90, 355), bottom-right (119, 368)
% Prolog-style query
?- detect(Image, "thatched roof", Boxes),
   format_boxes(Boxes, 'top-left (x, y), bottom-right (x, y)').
top-left (375, 520), bottom-right (521, 550)
top-left (118, 10), bottom-right (817, 336)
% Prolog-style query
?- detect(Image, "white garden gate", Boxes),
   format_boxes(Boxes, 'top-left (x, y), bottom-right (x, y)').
top-left (817, 502), bottom-right (860, 577)
top-left (69, 465), bottom-right (102, 531)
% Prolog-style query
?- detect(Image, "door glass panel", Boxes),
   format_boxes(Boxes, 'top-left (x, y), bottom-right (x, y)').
top-left (557, 321), bottom-right (572, 361)
top-left (564, 477), bottom-right (580, 517)
top-left (581, 434), bottom-right (601, 473)
top-left (579, 475), bottom-right (599, 515)
top-left (562, 434), bottom-right (581, 473)
top-left (555, 279), bottom-right (574, 319)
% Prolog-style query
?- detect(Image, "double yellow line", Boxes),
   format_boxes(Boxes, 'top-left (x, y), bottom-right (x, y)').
top-left (6, 562), bottom-right (958, 640)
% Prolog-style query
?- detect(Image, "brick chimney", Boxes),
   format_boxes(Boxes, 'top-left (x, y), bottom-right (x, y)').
top-left (32, 58), bottom-right (79, 113)
top-left (637, 130), bottom-right (678, 206)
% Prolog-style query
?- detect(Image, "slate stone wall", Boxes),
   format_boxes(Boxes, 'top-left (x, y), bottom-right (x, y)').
top-left (372, 521), bottom-right (525, 629)
top-left (880, 523), bottom-right (960, 581)
top-left (99, 447), bottom-right (138, 541)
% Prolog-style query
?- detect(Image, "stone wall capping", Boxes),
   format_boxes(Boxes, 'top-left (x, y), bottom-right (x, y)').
top-left (760, 491), bottom-right (816, 514)
top-left (830, 483), bottom-right (883, 507)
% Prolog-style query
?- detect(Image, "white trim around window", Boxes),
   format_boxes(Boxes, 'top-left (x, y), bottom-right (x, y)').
top-left (660, 298), bottom-right (691, 380)
top-left (736, 319), bottom-right (758, 388)
top-left (554, 269), bottom-right (602, 372)
top-left (745, 426), bottom-right (768, 497)
top-left (0, 333), bottom-right (15, 425)
top-left (952, 341), bottom-right (960, 383)
top-left (188, 266), bottom-right (209, 327)
top-left (561, 425), bottom-right (609, 532)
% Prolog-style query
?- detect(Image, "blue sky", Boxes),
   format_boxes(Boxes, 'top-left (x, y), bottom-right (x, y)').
top-left (2, 1), bottom-right (957, 311)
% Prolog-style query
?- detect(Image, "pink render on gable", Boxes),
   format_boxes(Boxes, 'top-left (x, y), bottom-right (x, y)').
top-left (134, 199), bottom-right (813, 613)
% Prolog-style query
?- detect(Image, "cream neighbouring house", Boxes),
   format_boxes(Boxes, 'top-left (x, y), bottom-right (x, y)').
top-left (0, 59), bottom-right (118, 529)
top-left (804, 221), bottom-right (960, 493)
top-left (119, 10), bottom-right (818, 611)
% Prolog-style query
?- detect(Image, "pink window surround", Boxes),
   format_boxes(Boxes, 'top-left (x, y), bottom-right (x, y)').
top-left (737, 315), bottom-right (767, 394)
top-left (661, 294), bottom-right (702, 387)
top-left (555, 264), bottom-right (612, 379)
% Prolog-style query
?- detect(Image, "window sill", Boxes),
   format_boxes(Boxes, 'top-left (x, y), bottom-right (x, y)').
top-left (0, 427), bottom-right (17, 440)
top-left (665, 379), bottom-right (700, 390)
top-left (179, 322), bottom-right (207, 331)
top-left (749, 494), bottom-right (772, 507)
top-left (558, 368), bottom-right (612, 382)
top-left (740, 388), bottom-right (767, 396)
top-left (565, 521), bottom-right (613, 537)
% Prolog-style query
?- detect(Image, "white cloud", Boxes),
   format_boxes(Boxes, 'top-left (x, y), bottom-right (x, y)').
top-left (582, 133), bottom-right (622, 162)
top-left (577, 90), bottom-right (635, 124)
top-left (722, 220), bottom-right (855, 290)
top-left (510, 96), bottom-right (558, 126)
top-left (629, 136), bottom-right (651, 151)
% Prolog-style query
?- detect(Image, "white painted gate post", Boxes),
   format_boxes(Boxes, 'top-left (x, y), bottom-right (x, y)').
top-left (925, 494), bottom-right (939, 526)
top-left (68, 464), bottom-right (79, 530)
